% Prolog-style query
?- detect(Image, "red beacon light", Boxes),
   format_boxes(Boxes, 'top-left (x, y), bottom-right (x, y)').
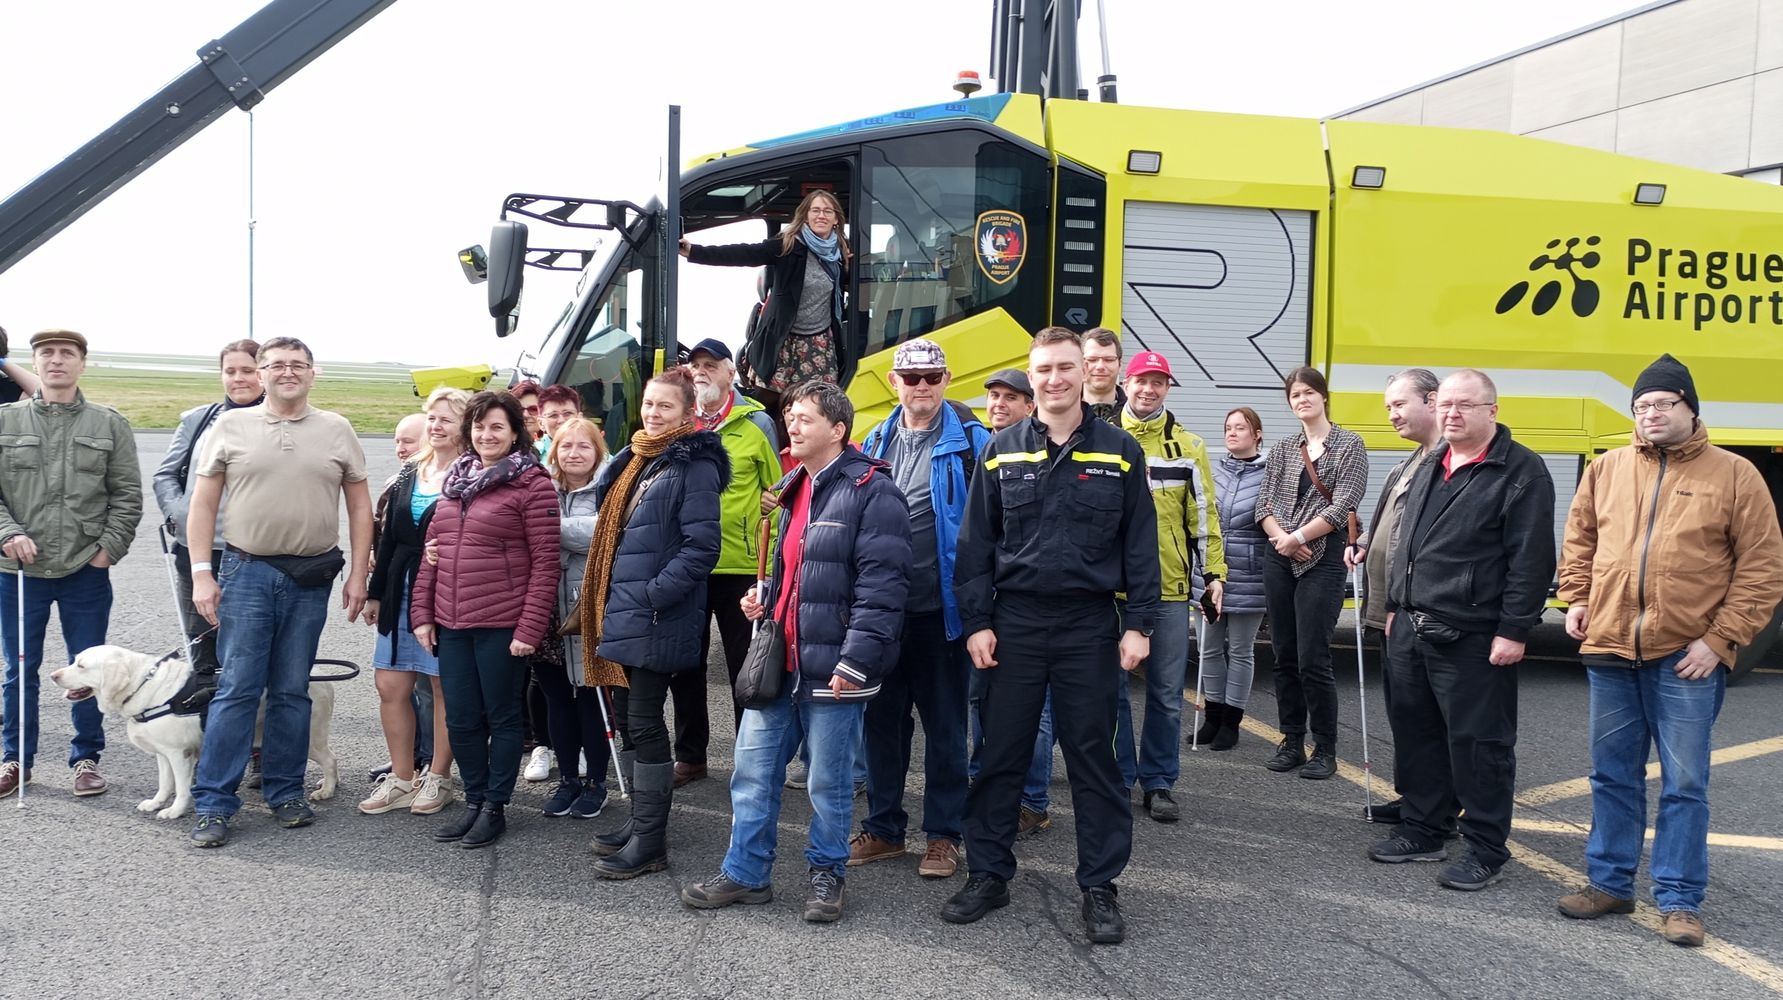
top-left (954, 71), bottom-right (983, 97)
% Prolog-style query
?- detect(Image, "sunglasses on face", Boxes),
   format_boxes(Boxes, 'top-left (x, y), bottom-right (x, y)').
top-left (896, 372), bottom-right (945, 386)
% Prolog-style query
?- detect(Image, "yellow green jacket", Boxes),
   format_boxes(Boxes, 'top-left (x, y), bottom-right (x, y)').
top-left (1121, 407), bottom-right (1226, 601)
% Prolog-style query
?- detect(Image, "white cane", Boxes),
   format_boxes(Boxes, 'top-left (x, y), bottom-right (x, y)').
top-left (15, 568), bottom-right (25, 808)
top-left (1189, 605), bottom-right (1206, 752)
top-left (1350, 563), bottom-right (1377, 821)
top-left (594, 684), bottom-right (627, 800)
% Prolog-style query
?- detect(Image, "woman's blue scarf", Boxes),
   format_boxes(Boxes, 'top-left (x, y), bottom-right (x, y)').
top-left (799, 226), bottom-right (845, 325)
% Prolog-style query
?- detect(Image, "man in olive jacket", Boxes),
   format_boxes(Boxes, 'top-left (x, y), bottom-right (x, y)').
top-left (0, 330), bottom-right (143, 800)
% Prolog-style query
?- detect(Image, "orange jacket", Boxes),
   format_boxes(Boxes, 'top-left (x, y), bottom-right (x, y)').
top-left (1558, 423), bottom-right (1783, 666)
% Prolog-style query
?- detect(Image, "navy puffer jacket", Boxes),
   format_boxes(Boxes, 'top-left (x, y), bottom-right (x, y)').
top-left (760, 447), bottom-right (912, 701)
top-left (1213, 452), bottom-right (1269, 616)
top-left (593, 430), bottom-right (729, 673)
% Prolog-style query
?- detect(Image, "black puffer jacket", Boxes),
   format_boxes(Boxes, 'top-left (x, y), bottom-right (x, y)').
top-left (685, 238), bottom-right (856, 387)
top-left (592, 430), bottom-right (729, 673)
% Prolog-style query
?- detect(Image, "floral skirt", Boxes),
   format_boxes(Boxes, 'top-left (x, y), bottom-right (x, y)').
top-left (763, 328), bottom-right (840, 393)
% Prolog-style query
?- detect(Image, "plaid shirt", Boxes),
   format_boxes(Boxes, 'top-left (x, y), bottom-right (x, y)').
top-left (1260, 424), bottom-right (1369, 576)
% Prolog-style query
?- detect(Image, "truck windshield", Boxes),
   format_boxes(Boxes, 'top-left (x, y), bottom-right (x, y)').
top-left (553, 239), bottom-right (654, 454)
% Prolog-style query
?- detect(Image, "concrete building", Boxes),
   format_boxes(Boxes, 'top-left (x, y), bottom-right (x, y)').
top-left (1333, 0), bottom-right (1783, 182)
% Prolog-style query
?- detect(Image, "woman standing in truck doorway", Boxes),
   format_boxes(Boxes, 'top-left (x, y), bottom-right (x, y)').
top-left (1256, 368), bottom-right (1369, 782)
top-left (679, 189), bottom-right (853, 405)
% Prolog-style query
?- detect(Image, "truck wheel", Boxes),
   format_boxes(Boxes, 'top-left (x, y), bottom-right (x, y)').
top-left (1730, 599), bottom-right (1783, 684)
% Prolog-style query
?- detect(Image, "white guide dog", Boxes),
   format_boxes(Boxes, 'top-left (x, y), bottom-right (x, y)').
top-left (48, 644), bottom-right (339, 819)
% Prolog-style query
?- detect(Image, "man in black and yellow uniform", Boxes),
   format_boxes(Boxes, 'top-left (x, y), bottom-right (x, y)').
top-left (942, 326), bottom-right (1161, 946)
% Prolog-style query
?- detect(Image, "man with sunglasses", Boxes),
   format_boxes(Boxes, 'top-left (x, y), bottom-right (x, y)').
top-left (851, 339), bottom-right (990, 879)
top-left (1372, 369), bottom-right (1554, 892)
top-left (185, 337), bottom-right (372, 846)
top-left (1555, 354), bottom-right (1781, 946)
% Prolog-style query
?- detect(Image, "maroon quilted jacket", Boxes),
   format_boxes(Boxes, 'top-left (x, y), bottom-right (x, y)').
top-left (411, 464), bottom-right (560, 648)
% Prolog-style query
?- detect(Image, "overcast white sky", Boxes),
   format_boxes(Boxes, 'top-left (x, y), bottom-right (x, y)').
top-left (0, 0), bottom-right (1642, 368)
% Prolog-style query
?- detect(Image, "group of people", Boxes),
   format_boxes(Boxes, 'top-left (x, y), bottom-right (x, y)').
top-left (0, 314), bottom-right (1777, 950)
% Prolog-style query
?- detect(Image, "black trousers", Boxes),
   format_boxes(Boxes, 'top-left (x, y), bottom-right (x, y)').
top-left (1261, 541), bottom-right (1345, 746)
top-left (965, 594), bottom-right (1131, 889)
top-left (671, 573), bottom-right (757, 765)
top-left (1385, 613), bottom-right (1517, 866)
top-left (533, 660), bottom-right (612, 786)
top-left (172, 544), bottom-right (223, 674)
top-left (627, 667), bottom-right (680, 767)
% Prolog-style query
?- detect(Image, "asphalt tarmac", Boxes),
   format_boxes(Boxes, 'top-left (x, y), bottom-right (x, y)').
top-left (5, 432), bottom-right (1781, 999)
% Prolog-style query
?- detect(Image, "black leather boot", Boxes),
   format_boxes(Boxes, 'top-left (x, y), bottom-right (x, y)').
top-left (434, 801), bottom-right (482, 843)
top-left (591, 749), bottom-right (636, 857)
top-left (1301, 742), bottom-right (1337, 780)
top-left (594, 760), bottom-right (672, 879)
top-left (1211, 707), bottom-right (1244, 751)
top-left (1189, 701), bottom-right (1224, 746)
top-left (461, 803), bottom-right (507, 848)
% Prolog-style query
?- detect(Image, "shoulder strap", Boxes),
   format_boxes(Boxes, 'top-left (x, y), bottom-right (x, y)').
top-left (947, 399), bottom-right (982, 481)
top-left (1300, 442), bottom-right (1334, 503)
top-left (176, 403), bottom-right (226, 490)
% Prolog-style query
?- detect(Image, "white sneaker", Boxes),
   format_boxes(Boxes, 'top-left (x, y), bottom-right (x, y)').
top-left (524, 746), bottom-right (556, 782)
top-left (358, 773), bottom-right (418, 815)
top-left (785, 759), bottom-right (810, 790)
top-left (409, 771), bottom-right (452, 815)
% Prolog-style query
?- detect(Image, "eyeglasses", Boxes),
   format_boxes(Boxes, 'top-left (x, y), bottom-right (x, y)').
top-left (896, 372), bottom-right (946, 386)
top-left (806, 206), bottom-right (838, 217)
top-left (1435, 401), bottom-right (1489, 414)
top-left (522, 405), bottom-right (541, 414)
top-left (259, 362), bottom-right (312, 374)
top-left (1632, 398), bottom-right (1684, 416)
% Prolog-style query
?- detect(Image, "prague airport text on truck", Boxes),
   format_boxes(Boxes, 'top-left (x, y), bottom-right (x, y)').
top-left (460, 91), bottom-right (1783, 676)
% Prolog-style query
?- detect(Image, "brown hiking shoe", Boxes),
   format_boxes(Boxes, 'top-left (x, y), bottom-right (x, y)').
top-left (1557, 885), bottom-right (1636, 920)
top-left (1661, 910), bottom-right (1706, 947)
top-left (71, 759), bottom-right (107, 797)
top-left (1017, 806), bottom-right (1051, 839)
top-left (917, 839), bottom-right (961, 878)
top-left (846, 831), bottom-right (905, 866)
top-left (0, 761), bottom-right (29, 799)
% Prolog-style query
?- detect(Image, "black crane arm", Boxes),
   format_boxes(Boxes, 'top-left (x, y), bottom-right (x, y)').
top-left (0, 0), bottom-right (397, 274)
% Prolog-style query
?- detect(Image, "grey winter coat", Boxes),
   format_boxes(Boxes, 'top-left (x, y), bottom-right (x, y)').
top-left (556, 473), bottom-right (601, 684)
top-left (1213, 451), bottom-right (1269, 616)
top-left (152, 401), bottom-right (233, 551)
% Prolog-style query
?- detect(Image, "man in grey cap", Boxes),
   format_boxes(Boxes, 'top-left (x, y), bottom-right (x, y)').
top-left (851, 338), bottom-right (991, 878)
top-left (983, 369), bottom-right (1034, 432)
top-left (0, 329), bottom-right (143, 800)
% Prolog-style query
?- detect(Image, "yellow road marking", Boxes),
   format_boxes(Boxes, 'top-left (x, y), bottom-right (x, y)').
top-left (1188, 692), bottom-right (1783, 994)
top-left (1518, 734), bottom-right (1783, 807)
top-left (1513, 817), bottom-right (1783, 852)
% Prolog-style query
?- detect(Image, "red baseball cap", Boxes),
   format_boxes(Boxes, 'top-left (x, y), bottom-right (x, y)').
top-left (1125, 351), bottom-right (1174, 381)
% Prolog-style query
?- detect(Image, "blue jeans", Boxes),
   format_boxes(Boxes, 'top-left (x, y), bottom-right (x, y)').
top-left (193, 554), bottom-right (330, 816)
top-left (437, 627), bottom-right (528, 806)
top-left (862, 611), bottom-right (969, 844)
top-left (971, 669), bottom-right (1055, 811)
top-left (723, 681), bottom-right (865, 888)
top-left (1, 565), bottom-right (110, 768)
top-left (1115, 601), bottom-right (1191, 791)
top-left (1585, 653), bottom-right (1726, 913)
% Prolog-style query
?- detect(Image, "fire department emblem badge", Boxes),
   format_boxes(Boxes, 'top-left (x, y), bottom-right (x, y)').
top-left (975, 210), bottom-right (1027, 285)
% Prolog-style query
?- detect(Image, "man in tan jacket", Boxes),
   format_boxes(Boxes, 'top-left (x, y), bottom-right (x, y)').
top-left (1554, 353), bottom-right (1783, 947)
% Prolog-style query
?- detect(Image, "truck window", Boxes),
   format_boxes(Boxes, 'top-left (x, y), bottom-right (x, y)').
top-left (857, 130), bottom-right (1049, 356)
top-left (558, 255), bottom-right (649, 453)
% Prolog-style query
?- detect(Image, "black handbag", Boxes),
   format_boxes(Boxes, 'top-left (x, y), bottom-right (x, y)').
top-left (733, 517), bottom-right (786, 708)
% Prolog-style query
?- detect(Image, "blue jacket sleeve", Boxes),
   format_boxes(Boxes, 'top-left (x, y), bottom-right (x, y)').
top-left (645, 453), bottom-right (727, 610)
top-left (835, 480), bottom-right (913, 685)
top-left (953, 439), bottom-right (1001, 635)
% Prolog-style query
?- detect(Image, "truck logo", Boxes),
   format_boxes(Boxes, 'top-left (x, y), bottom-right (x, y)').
top-left (976, 210), bottom-right (1027, 285)
top-left (1495, 236), bottom-right (1602, 318)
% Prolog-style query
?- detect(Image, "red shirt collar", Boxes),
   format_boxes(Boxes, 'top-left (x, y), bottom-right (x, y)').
top-left (1441, 446), bottom-right (1487, 481)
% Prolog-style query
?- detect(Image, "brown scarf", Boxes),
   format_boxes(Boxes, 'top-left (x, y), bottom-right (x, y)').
top-left (580, 421), bottom-right (697, 685)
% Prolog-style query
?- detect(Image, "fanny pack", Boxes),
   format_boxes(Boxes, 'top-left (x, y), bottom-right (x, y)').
top-left (233, 546), bottom-right (345, 588)
top-left (1409, 610), bottom-right (1463, 645)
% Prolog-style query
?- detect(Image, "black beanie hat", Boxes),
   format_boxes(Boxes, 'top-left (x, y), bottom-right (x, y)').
top-left (1633, 353), bottom-right (1698, 416)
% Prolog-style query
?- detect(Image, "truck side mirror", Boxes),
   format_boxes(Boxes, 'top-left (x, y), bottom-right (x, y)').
top-left (458, 245), bottom-right (488, 284)
top-left (488, 221), bottom-right (528, 337)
